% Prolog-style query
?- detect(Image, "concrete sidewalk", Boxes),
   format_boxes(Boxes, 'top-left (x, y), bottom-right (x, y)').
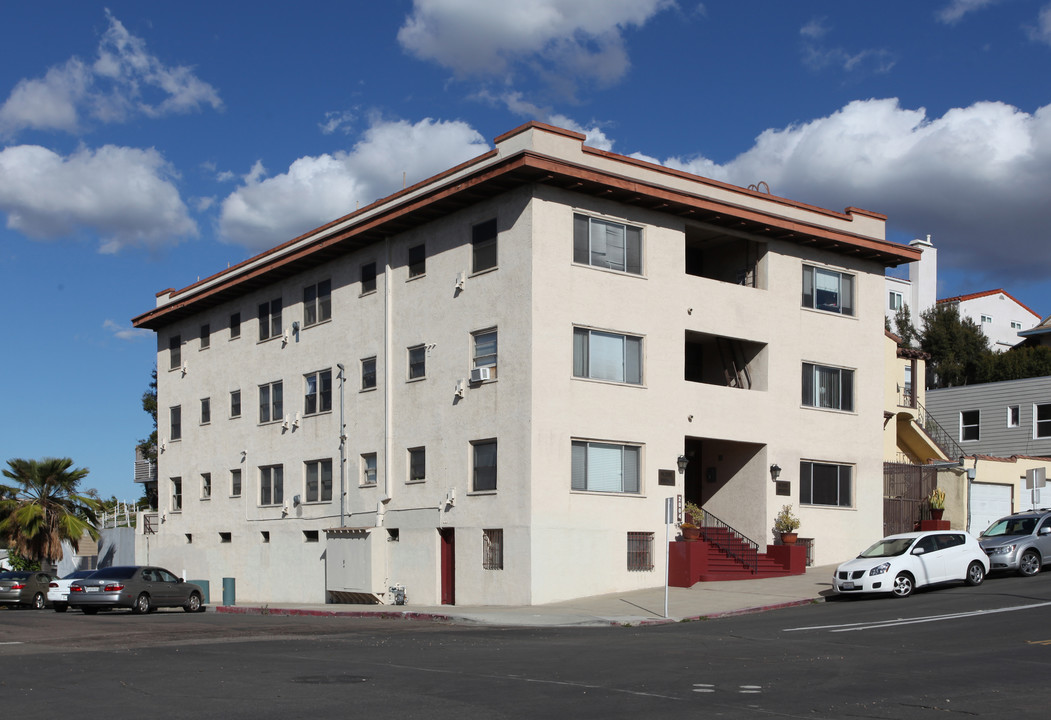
top-left (214, 564), bottom-right (838, 627)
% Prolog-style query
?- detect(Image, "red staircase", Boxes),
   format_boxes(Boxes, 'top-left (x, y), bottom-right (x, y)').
top-left (696, 533), bottom-right (794, 581)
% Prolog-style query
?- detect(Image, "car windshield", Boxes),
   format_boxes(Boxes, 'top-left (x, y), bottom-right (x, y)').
top-left (88, 567), bottom-right (137, 580)
top-left (63, 570), bottom-right (97, 580)
top-left (859, 537), bottom-right (915, 558)
top-left (0, 571), bottom-right (32, 580)
top-left (981, 517), bottom-right (1037, 538)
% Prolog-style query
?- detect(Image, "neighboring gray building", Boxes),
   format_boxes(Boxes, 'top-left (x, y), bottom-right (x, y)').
top-left (926, 376), bottom-right (1051, 457)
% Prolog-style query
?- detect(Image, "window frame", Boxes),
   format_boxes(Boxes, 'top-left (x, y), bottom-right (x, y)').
top-left (304, 458), bottom-right (333, 503)
top-left (472, 328), bottom-right (498, 380)
top-left (408, 243), bottom-right (426, 278)
top-left (960, 409), bottom-right (980, 442)
top-left (573, 327), bottom-right (643, 385)
top-left (259, 381), bottom-right (283, 424)
top-left (571, 440), bottom-right (642, 494)
top-left (482, 529), bottom-right (504, 570)
top-left (303, 369), bottom-right (333, 416)
top-left (573, 213), bottom-right (643, 275)
top-left (259, 464), bottom-right (283, 507)
top-left (201, 472), bottom-right (211, 500)
top-left (408, 446), bottom-right (426, 483)
top-left (361, 453), bottom-right (378, 487)
top-left (169, 406), bottom-right (182, 441)
top-left (169, 335), bottom-right (181, 370)
top-left (200, 397), bottom-right (211, 425)
top-left (303, 279), bottom-right (332, 327)
top-left (199, 324), bottom-right (210, 350)
top-left (361, 262), bottom-right (377, 294)
top-left (170, 477), bottom-right (182, 512)
top-left (230, 390), bottom-right (241, 419)
top-left (888, 290), bottom-right (903, 311)
top-left (1036, 403), bottom-right (1051, 439)
top-left (1008, 405), bottom-right (1020, 428)
top-left (801, 265), bottom-right (855, 316)
top-left (230, 312), bottom-right (241, 340)
top-left (230, 468), bottom-right (242, 498)
top-left (471, 218), bottom-right (498, 273)
top-left (258, 298), bottom-right (282, 341)
top-left (408, 345), bottom-right (426, 381)
top-left (472, 439), bottom-right (498, 492)
top-left (801, 362), bottom-right (855, 412)
top-left (799, 461), bottom-right (853, 508)
top-left (361, 356), bottom-right (377, 390)
top-left (627, 532), bottom-right (654, 571)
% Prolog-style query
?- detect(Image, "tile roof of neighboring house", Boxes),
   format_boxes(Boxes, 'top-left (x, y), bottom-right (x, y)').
top-left (1019, 315), bottom-right (1051, 337)
top-left (937, 288), bottom-right (1041, 319)
top-left (885, 329), bottom-right (930, 359)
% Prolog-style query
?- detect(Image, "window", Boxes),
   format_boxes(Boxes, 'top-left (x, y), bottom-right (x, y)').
top-left (800, 461), bottom-right (852, 507)
top-left (1036, 404), bottom-right (1051, 439)
top-left (482, 529), bottom-right (503, 570)
top-left (219, 532), bottom-right (231, 543)
top-left (200, 397), bottom-right (211, 425)
top-left (981, 315), bottom-right (993, 324)
top-left (304, 530), bottom-right (319, 543)
top-left (261, 531), bottom-right (270, 543)
top-left (231, 468), bottom-right (242, 497)
top-left (408, 345), bottom-right (426, 380)
top-left (472, 329), bottom-right (498, 379)
top-left (230, 390), bottom-right (241, 418)
top-left (573, 214), bottom-right (642, 275)
top-left (408, 447), bottom-right (426, 482)
top-left (259, 381), bottom-right (283, 424)
top-left (361, 262), bottom-right (377, 294)
top-left (361, 356), bottom-right (377, 390)
top-left (572, 441), bottom-right (641, 493)
top-left (304, 369), bottom-right (332, 415)
top-left (258, 298), bottom-right (282, 341)
top-left (304, 459), bottom-right (333, 503)
top-left (1008, 405), bottom-right (1020, 428)
top-left (802, 363), bottom-right (854, 412)
top-left (472, 440), bottom-right (497, 492)
top-left (888, 291), bottom-right (903, 311)
top-left (408, 243), bottom-right (426, 278)
top-left (169, 335), bottom-right (181, 370)
top-left (961, 410), bottom-right (980, 442)
top-left (802, 265), bottom-right (854, 316)
top-left (303, 279), bottom-right (331, 327)
top-left (230, 312), bottom-right (241, 339)
top-left (472, 218), bottom-right (497, 272)
top-left (169, 406), bottom-right (182, 441)
top-left (627, 532), bottom-right (654, 571)
top-left (573, 328), bottom-right (642, 384)
top-left (201, 473), bottom-right (211, 500)
top-left (259, 465), bottom-right (283, 506)
top-left (361, 453), bottom-right (377, 486)
top-left (171, 477), bottom-right (182, 512)
top-left (200, 324), bottom-right (210, 349)
top-left (1011, 321), bottom-right (1023, 330)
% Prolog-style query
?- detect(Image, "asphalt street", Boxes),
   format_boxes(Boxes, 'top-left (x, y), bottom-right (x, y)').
top-left (3, 571), bottom-right (1051, 719)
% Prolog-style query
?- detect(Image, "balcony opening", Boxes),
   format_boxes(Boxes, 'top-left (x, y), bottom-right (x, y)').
top-left (685, 225), bottom-right (765, 288)
top-left (685, 331), bottom-right (767, 391)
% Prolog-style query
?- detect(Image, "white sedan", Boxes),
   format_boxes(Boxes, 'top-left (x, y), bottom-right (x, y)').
top-left (833, 531), bottom-right (989, 598)
top-left (48, 570), bottom-right (98, 612)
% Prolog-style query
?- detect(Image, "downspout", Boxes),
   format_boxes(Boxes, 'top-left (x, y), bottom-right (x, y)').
top-left (337, 363), bottom-right (347, 528)
top-left (382, 235), bottom-right (393, 509)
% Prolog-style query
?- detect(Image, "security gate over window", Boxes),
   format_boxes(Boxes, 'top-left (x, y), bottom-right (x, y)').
top-left (883, 463), bottom-right (938, 537)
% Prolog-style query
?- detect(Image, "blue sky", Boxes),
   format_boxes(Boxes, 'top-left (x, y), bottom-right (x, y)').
top-left (3, 0), bottom-right (1051, 500)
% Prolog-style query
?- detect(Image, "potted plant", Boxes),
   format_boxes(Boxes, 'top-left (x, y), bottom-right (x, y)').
top-left (928, 488), bottom-right (946, 521)
top-left (680, 501), bottom-right (703, 541)
top-left (774, 504), bottom-right (801, 544)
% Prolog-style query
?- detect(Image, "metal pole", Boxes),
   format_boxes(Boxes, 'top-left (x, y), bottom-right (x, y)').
top-left (337, 363), bottom-right (347, 527)
top-left (664, 497), bottom-right (673, 619)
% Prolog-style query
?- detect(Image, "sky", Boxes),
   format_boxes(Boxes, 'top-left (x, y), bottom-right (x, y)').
top-left (2, 0), bottom-right (1051, 501)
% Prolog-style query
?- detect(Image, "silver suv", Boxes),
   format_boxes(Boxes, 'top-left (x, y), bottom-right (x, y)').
top-left (979, 509), bottom-right (1051, 576)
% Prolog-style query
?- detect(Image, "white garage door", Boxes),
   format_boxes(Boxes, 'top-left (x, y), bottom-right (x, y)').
top-left (970, 482), bottom-right (1013, 536)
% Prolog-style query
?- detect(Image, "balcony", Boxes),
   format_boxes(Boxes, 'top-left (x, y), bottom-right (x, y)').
top-left (685, 225), bottom-right (765, 289)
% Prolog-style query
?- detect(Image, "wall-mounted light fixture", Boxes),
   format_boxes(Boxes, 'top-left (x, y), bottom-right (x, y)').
top-left (677, 455), bottom-right (690, 474)
top-left (770, 464), bottom-right (782, 482)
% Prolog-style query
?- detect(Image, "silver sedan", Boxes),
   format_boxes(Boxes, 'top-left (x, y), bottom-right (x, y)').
top-left (0, 571), bottom-right (53, 609)
top-left (68, 566), bottom-right (205, 614)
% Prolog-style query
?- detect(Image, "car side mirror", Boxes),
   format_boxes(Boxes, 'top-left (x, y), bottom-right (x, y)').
top-left (912, 547), bottom-right (926, 555)
top-left (178, 578), bottom-right (184, 583)
top-left (1040, 527), bottom-right (1051, 536)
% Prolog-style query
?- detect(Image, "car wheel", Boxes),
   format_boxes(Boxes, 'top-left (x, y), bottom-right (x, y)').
top-left (183, 592), bottom-right (202, 613)
top-left (53, 602), bottom-right (68, 613)
top-left (1019, 550), bottom-right (1041, 577)
top-left (32, 592), bottom-right (45, 610)
top-left (966, 561), bottom-right (986, 586)
top-left (132, 593), bottom-right (151, 614)
top-left (891, 572), bottom-right (915, 598)
top-left (82, 607), bottom-right (99, 615)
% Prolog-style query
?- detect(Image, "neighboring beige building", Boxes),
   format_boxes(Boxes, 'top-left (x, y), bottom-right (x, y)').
top-left (132, 122), bottom-right (919, 606)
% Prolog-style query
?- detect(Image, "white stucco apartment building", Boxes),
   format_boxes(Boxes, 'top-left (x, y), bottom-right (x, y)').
top-left (132, 122), bottom-right (919, 606)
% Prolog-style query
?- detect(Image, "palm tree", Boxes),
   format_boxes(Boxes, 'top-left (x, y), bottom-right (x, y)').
top-left (0, 458), bottom-right (102, 564)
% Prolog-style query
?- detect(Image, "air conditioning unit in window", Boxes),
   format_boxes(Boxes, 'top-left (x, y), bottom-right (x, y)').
top-left (470, 367), bottom-right (490, 383)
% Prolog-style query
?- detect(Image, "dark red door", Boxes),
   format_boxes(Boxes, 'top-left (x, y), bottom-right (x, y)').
top-left (439, 528), bottom-right (455, 605)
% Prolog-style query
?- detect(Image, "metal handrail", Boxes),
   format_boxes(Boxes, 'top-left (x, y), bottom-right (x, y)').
top-left (914, 398), bottom-right (965, 462)
top-left (697, 509), bottom-right (759, 573)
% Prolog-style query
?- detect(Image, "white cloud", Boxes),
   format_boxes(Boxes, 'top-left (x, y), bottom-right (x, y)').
top-left (937, 0), bottom-right (1003, 24)
top-left (655, 98), bottom-right (1051, 282)
top-left (0, 10), bottom-right (220, 137)
top-left (397, 0), bottom-right (672, 91)
top-left (547, 114), bottom-right (615, 151)
top-left (218, 118), bottom-right (490, 251)
top-left (1029, 3), bottom-right (1051, 45)
top-left (104, 319), bottom-right (152, 341)
top-left (0, 144), bottom-right (197, 252)
top-left (799, 19), bottom-right (895, 74)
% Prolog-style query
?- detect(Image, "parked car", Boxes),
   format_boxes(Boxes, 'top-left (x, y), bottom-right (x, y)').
top-left (68, 566), bottom-right (205, 614)
top-left (48, 569), bottom-right (99, 612)
top-left (0, 571), bottom-right (53, 609)
top-left (833, 531), bottom-right (989, 598)
top-left (979, 509), bottom-right (1051, 576)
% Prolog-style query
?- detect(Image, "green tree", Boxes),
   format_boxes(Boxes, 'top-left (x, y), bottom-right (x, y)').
top-left (920, 305), bottom-right (991, 388)
top-left (978, 345), bottom-right (1051, 383)
top-left (0, 458), bottom-right (102, 564)
top-left (892, 304), bottom-right (921, 348)
top-left (137, 368), bottom-right (158, 464)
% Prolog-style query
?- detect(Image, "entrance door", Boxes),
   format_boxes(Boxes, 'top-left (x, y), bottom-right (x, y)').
top-left (439, 528), bottom-right (455, 605)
